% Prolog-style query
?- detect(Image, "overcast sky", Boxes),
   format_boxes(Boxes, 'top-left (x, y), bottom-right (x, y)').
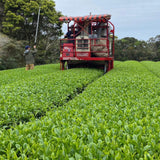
top-left (54, 0), bottom-right (160, 41)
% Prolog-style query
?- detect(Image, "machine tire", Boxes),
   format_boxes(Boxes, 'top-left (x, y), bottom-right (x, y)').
top-left (66, 63), bottom-right (70, 70)
top-left (104, 62), bottom-right (108, 73)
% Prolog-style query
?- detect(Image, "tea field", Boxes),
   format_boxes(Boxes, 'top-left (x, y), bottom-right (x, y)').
top-left (0, 61), bottom-right (160, 159)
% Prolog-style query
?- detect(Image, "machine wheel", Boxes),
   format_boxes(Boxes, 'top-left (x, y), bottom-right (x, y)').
top-left (60, 60), bottom-right (65, 70)
top-left (104, 62), bottom-right (108, 73)
top-left (66, 63), bottom-right (70, 70)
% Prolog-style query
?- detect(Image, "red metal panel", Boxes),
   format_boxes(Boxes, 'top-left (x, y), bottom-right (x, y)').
top-left (62, 52), bottom-right (74, 57)
top-left (62, 43), bottom-right (74, 57)
top-left (77, 53), bottom-right (90, 57)
top-left (60, 57), bottom-right (114, 61)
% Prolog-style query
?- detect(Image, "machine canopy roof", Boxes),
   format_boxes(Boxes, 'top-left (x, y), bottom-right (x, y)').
top-left (59, 14), bottom-right (111, 22)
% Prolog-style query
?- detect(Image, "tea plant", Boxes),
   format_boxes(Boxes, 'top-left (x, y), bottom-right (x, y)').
top-left (1, 61), bottom-right (160, 159)
top-left (0, 64), bottom-right (59, 86)
top-left (0, 68), bottom-right (102, 128)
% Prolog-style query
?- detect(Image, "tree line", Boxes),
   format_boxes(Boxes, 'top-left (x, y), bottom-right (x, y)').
top-left (0, 0), bottom-right (160, 70)
top-left (114, 36), bottom-right (160, 61)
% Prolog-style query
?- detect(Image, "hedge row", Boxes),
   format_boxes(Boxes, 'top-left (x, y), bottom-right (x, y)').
top-left (141, 61), bottom-right (160, 78)
top-left (0, 64), bottom-right (59, 86)
top-left (0, 67), bottom-right (102, 128)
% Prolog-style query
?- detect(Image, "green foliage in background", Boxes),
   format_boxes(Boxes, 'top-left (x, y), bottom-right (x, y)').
top-left (0, 0), bottom-right (63, 69)
top-left (114, 37), bottom-right (157, 61)
top-left (0, 40), bottom-right (25, 69)
top-left (1, 0), bottom-right (63, 43)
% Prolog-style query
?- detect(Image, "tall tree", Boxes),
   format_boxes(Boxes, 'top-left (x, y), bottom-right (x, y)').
top-left (1, 0), bottom-right (63, 44)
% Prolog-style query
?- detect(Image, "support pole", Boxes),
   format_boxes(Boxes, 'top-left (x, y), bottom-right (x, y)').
top-left (34, 7), bottom-right (41, 44)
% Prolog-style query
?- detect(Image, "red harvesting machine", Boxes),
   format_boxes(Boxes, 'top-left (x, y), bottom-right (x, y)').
top-left (59, 14), bottom-right (115, 73)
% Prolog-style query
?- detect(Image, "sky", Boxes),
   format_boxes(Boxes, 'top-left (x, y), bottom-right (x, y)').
top-left (54, 0), bottom-right (160, 41)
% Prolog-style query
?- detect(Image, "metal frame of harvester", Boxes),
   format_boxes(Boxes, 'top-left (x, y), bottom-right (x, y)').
top-left (59, 14), bottom-right (115, 73)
